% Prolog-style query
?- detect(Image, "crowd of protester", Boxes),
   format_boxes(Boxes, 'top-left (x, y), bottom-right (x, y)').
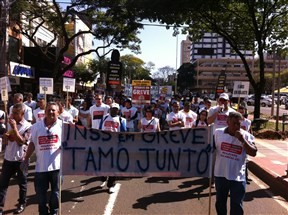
top-left (0, 90), bottom-right (257, 215)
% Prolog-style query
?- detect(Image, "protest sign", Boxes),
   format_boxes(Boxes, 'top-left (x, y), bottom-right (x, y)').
top-left (132, 80), bottom-right (151, 104)
top-left (63, 78), bottom-right (75, 93)
top-left (232, 81), bottom-right (249, 98)
top-left (39, 77), bottom-right (54, 94)
top-left (61, 125), bottom-right (213, 177)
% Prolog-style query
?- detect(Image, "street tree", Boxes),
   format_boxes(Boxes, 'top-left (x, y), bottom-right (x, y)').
top-left (153, 66), bottom-right (175, 85)
top-left (11, 0), bottom-right (143, 79)
top-left (120, 54), bottom-right (152, 83)
top-left (177, 63), bottom-right (196, 93)
top-left (130, 0), bottom-right (288, 119)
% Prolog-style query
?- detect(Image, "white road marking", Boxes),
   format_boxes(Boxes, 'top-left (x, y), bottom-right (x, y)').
top-left (68, 185), bottom-right (85, 213)
top-left (250, 174), bottom-right (288, 211)
top-left (103, 183), bottom-right (121, 215)
top-left (256, 139), bottom-right (288, 157)
top-left (271, 160), bottom-right (286, 165)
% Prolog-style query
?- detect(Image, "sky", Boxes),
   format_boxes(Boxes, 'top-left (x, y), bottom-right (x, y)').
top-left (120, 25), bottom-right (187, 72)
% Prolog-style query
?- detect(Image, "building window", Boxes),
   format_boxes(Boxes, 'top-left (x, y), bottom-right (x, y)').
top-left (8, 36), bottom-right (19, 62)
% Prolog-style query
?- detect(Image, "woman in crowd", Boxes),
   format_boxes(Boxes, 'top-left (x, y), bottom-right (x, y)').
top-left (138, 106), bottom-right (161, 132)
top-left (78, 100), bottom-right (92, 127)
top-left (192, 107), bottom-right (209, 128)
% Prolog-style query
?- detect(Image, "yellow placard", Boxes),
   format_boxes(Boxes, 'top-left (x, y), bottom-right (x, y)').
top-left (132, 80), bottom-right (151, 86)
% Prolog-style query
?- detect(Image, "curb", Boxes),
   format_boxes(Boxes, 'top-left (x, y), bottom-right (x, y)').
top-left (249, 160), bottom-right (288, 200)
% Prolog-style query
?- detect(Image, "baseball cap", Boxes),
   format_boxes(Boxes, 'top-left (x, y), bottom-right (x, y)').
top-left (219, 93), bottom-right (229, 100)
top-left (111, 103), bottom-right (120, 109)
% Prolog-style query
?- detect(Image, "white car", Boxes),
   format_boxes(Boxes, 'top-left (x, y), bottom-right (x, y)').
top-left (246, 95), bottom-right (272, 107)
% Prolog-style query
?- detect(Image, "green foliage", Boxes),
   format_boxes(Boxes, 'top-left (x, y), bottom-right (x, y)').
top-left (120, 54), bottom-right (152, 81)
top-left (177, 63), bottom-right (196, 93)
top-left (10, 0), bottom-right (143, 79)
top-left (73, 62), bottom-right (96, 83)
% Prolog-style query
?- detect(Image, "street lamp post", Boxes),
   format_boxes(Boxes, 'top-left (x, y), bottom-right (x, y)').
top-left (175, 34), bottom-right (178, 95)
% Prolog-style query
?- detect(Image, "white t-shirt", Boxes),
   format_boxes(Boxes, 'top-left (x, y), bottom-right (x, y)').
top-left (0, 110), bottom-right (6, 119)
top-left (79, 108), bottom-right (90, 127)
top-left (101, 114), bottom-right (126, 132)
top-left (4, 119), bottom-right (31, 161)
top-left (59, 110), bottom-right (74, 124)
top-left (9, 104), bottom-right (33, 122)
top-left (192, 120), bottom-right (208, 127)
top-left (65, 105), bottom-right (79, 119)
top-left (121, 106), bottom-right (138, 129)
top-left (241, 118), bottom-right (252, 131)
top-left (140, 117), bottom-right (159, 132)
top-left (30, 119), bottom-right (62, 172)
top-left (214, 127), bottom-right (254, 182)
top-left (180, 109), bottom-right (198, 128)
top-left (24, 100), bottom-right (37, 110)
top-left (208, 106), bottom-right (235, 133)
top-left (89, 103), bottom-right (110, 129)
top-left (33, 107), bottom-right (45, 122)
top-left (166, 111), bottom-right (185, 131)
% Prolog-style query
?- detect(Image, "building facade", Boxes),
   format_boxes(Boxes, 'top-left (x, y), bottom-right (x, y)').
top-left (180, 36), bottom-right (191, 65)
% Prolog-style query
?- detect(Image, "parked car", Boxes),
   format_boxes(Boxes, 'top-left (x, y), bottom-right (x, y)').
top-left (267, 94), bottom-right (287, 105)
top-left (246, 95), bottom-right (273, 107)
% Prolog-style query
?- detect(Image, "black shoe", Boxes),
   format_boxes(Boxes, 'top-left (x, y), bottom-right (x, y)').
top-left (13, 204), bottom-right (26, 214)
top-left (0, 208), bottom-right (3, 215)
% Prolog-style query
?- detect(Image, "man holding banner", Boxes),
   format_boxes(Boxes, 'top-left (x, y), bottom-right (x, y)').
top-left (99, 103), bottom-right (127, 193)
top-left (214, 112), bottom-right (257, 215)
top-left (22, 102), bottom-right (62, 215)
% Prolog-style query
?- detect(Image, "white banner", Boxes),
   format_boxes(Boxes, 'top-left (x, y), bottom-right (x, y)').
top-left (61, 125), bottom-right (213, 177)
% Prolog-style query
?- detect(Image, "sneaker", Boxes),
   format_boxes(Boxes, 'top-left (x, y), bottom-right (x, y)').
top-left (108, 185), bottom-right (118, 194)
top-left (100, 180), bottom-right (107, 188)
top-left (13, 204), bottom-right (26, 214)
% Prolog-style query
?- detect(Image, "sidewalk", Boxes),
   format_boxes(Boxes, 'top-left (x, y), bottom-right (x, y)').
top-left (249, 138), bottom-right (288, 200)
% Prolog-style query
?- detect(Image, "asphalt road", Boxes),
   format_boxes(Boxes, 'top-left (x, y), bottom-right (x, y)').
top-left (2, 169), bottom-right (288, 215)
top-left (246, 104), bottom-right (287, 117)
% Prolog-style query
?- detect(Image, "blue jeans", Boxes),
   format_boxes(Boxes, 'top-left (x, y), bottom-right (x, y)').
top-left (0, 159), bottom-right (27, 207)
top-left (34, 170), bottom-right (60, 215)
top-left (215, 176), bottom-right (246, 215)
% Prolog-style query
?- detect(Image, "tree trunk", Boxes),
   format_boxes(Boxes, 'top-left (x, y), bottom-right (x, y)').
top-left (253, 84), bottom-right (262, 119)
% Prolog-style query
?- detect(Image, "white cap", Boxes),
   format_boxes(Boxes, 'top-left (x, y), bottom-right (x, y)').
top-left (219, 93), bottom-right (229, 100)
top-left (111, 103), bottom-right (120, 109)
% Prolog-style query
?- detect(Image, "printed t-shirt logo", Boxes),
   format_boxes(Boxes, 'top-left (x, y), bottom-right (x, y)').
top-left (93, 110), bottom-right (104, 120)
top-left (38, 135), bottom-right (59, 145)
top-left (38, 113), bottom-right (45, 119)
top-left (104, 120), bottom-right (119, 129)
top-left (142, 124), bottom-right (154, 131)
top-left (186, 117), bottom-right (192, 122)
top-left (124, 110), bottom-right (131, 118)
top-left (221, 142), bottom-right (242, 154)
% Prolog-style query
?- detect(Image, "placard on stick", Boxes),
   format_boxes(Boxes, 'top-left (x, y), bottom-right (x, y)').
top-left (39, 78), bottom-right (54, 94)
top-left (63, 78), bottom-right (75, 93)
